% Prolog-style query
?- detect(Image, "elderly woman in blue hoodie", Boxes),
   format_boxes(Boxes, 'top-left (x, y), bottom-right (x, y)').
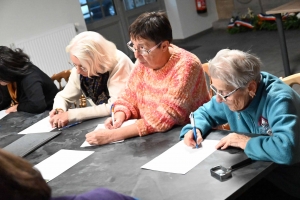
top-left (180, 49), bottom-right (300, 199)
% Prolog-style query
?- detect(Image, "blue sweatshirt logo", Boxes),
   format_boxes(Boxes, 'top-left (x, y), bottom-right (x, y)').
top-left (258, 116), bottom-right (272, 135)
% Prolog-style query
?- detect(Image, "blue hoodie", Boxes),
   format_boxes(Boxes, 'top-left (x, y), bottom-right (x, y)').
top-left (180, 72), bottom-right (300, 165)
top-left (180, 71), bottom-right (300, 197)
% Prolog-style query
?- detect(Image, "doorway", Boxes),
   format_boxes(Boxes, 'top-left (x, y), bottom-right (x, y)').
top-left (80, 0), bottom-right (166, 58)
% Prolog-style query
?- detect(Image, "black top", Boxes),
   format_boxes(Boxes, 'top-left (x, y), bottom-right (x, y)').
top-left (0, 85), bottom-right (11, 110)
top-left (0, 64), bottom-right (59, 113)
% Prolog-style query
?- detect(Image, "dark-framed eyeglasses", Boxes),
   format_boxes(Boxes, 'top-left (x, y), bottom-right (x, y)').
top-left (68, 62), bottom-right (87, 72)
top-left (127, 41), bottom-right (162, 56)
top-left (210, 85), bottom-right (240, 101)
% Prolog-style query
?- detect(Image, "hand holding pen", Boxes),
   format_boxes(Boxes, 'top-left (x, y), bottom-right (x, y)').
top-left (189, 112), bottom-right (201, 148)
top-left (111, 104), bottom-right (115, 126)
top-left (105, 109), bottom-right (126, 129)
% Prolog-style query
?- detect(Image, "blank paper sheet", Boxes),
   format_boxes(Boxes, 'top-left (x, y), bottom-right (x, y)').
top-left (18, 116), bottom-right (55, 134)
top-left (0, 110), bottom-right (8, 120)
top-left (34, 149), bottom-right (94, 182)
top-left (141, 140), bottom-right (219, 174)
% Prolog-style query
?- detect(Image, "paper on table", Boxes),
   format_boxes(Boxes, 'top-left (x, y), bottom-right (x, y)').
top-left (18, 116), bottom-right (54, 134)
top-left (0, 110), bottom-right (8, 120)
top-left (34, 149), bottom-right (94, 182)
top-left (141, 139), bottom-right (219, 174)
top-left (80, 119), bottom-right (137, 147)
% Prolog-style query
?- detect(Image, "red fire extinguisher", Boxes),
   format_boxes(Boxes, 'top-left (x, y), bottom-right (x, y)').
top-left (195, 0), bottom-right (207, 13)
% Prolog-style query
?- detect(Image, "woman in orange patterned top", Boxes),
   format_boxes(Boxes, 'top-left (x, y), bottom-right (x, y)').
top-left (85, 11), bottom-right (210, 146)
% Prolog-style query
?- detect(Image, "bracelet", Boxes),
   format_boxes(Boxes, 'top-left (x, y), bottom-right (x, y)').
top-left (55, 108), bottom-right (64, 114)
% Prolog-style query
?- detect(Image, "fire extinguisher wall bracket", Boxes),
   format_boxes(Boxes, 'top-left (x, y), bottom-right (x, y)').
top-left (195, 0), bottom-right (207, 14)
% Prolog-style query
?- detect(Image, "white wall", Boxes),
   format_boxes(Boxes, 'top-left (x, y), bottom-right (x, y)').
top-left (0, 0), bottom-right (87, 47)
top-left (164, 0), bottom-right (218, 40)
top-left (0, 0), bottom-right (218, 46)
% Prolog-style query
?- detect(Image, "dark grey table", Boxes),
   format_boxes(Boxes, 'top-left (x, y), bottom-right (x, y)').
top-left (0, 112), bottom-right (275, 200)
top-left (0, 111), bottom-right (49, 147)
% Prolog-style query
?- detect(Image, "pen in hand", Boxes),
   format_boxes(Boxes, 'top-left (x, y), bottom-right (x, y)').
top-left (111, 104), bottom-right (115, 126)
top-left (58, 121), bottom-right (82, 131)
top-left (190, 112), bottom-right (198, 148)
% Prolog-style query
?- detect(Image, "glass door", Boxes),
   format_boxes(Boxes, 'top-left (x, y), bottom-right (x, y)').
top-left (79, 0), bottom-right (165, 57)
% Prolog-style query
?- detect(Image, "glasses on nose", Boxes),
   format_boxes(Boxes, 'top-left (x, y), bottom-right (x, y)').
top-left (127, 41), bottom-right (162, 56)
top-left (210, 85), bottom-right (240, 101)
top-left (68, 62), bottom-right (87, 72)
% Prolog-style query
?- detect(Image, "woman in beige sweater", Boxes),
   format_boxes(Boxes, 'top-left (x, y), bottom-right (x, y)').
top-left (49, 31), bottom-right (133, 128)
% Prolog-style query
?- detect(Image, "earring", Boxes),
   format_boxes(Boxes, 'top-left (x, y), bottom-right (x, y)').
top-left (249, 91), bottom-right (256, 98)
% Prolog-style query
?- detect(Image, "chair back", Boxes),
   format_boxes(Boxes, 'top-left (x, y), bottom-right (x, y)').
top-left (202, 63), bottom-right (213, 98)
top-left (280, 73), bottom-right (300, 87)
top-left (51, 70), bottom-right (71, 91)
top-left (51, 70), bottom-right (87, 108)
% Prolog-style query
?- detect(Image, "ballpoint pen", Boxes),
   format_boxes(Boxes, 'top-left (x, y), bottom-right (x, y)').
top-left (111, 104), bottom-right (115, 126)
top-left (58, 121), bottom-right (82, 131)
top-left (189, 112), bottom-right (198, 148)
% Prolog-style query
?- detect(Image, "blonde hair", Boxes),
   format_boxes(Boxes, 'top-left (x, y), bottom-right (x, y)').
top-left (66, 31), bottom-right (117, 76)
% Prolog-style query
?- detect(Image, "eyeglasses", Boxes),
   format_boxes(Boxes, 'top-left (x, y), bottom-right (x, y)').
top-left (127, 41), bottom-right (162, 56)
top-left (68, 62), bottom-right (87, 72)
top-left (210, 85), bottom-right (240, 101)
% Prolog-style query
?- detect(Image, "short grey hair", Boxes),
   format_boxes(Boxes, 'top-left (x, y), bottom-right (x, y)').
top-left (208, 49), bottom-right (262, 88)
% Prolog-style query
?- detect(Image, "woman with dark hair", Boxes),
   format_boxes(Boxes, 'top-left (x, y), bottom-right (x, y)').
top-left (0, 46), bottom-right (58, 114)
top-left (85, 11), bottom-right (210, 145)
top-left (0, 148), bottom-right (137, 200)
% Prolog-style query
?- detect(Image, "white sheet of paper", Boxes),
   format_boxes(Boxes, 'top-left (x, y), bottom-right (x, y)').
top-left (141, 139), bottom-right (219, 174)
top-left (18, 116), bottom-right (54, 134)
top-left (80, 119), bottom-right (137, 147)
top-left (34, 149), bottom-right (94, 182)
top-left (0, 110), bottom-right (8, 120)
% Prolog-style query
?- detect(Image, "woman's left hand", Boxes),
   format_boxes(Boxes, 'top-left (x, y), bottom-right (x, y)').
top-left (216, 133), bottom-right (250, 150)
top-left (85, 129), bottom-right (114, 145)
top-left (5, 104), bottom-right (18, 114)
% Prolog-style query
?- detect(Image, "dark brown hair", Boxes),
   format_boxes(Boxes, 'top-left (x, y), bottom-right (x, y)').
top-left (0, 46), bottom-right (32, 83)
top-left (128, 11), bottom-right (172, 44)
top-left (0, 149), bottom-right (51, 200)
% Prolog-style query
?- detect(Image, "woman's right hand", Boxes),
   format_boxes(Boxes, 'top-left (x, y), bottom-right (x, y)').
top-left (104, 111), bottom-right (126, 129)
top-left (49, 109), bottom-right (56, 118)
top-left (49, 109), bottom-right (66, 128)
top-left (183, 129), bottom-right (203, 148)
top-left (5, 104), bottom-right (18, 114)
